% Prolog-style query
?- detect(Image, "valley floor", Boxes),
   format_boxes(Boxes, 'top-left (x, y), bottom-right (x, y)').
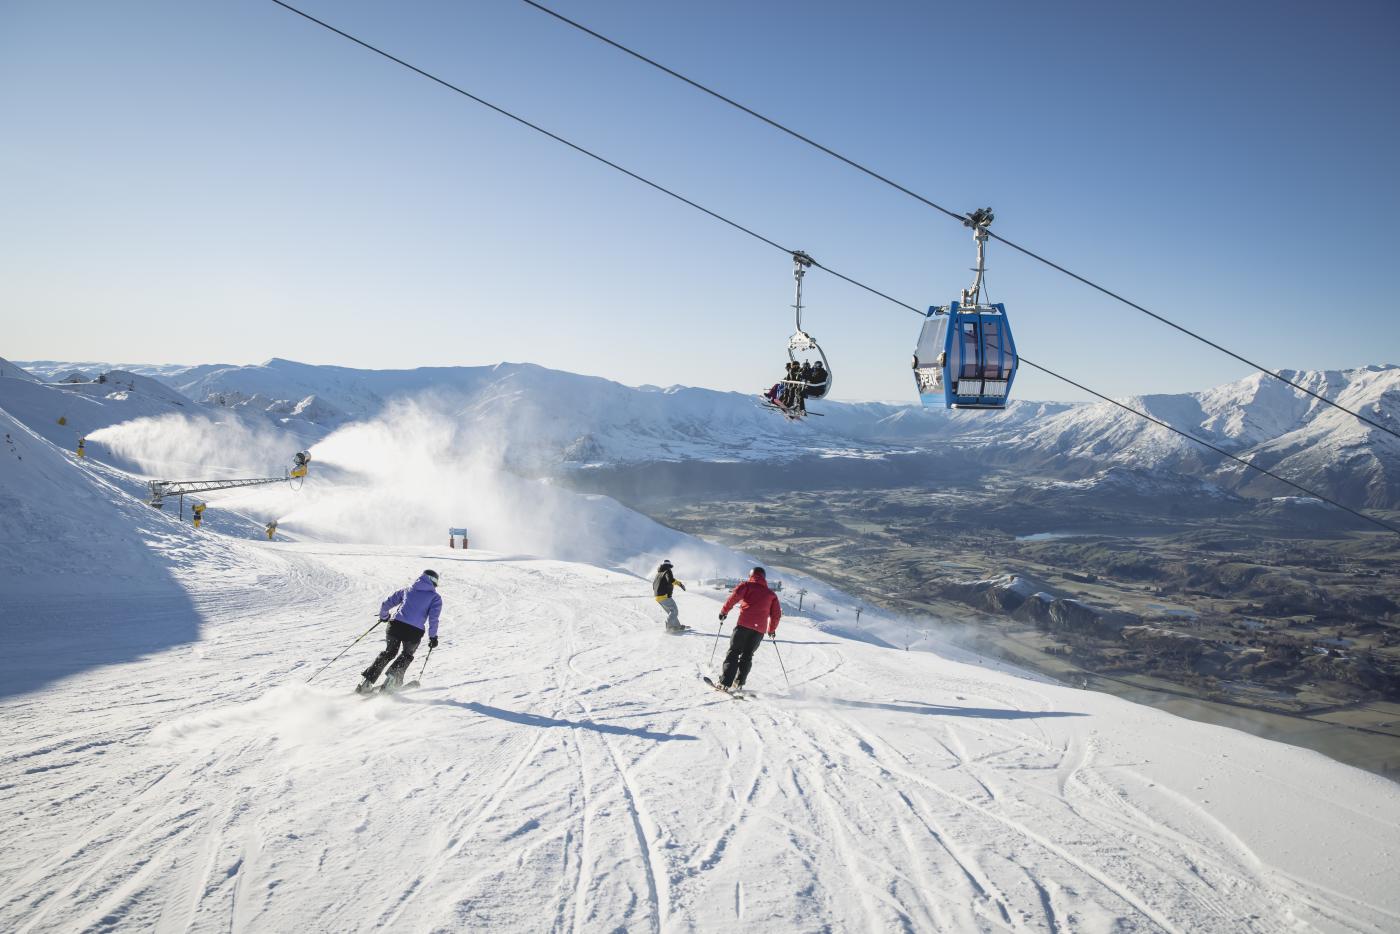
top-left (646, 485), bottom-right (1400, 778)
top-left (2, 544), bottom-right (1398, 933)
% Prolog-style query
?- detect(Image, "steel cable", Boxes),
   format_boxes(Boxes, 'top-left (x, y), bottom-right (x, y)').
top-left (267, 0), bottom-right (1400, 536)
top-left (514, 0), bottom-right (1400, 444)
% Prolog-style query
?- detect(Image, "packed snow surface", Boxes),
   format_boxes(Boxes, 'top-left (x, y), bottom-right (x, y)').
top-left (4, 545), bottom-right (1399, 931)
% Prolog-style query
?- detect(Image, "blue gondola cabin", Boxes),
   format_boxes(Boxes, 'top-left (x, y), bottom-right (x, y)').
top-left (912, 302), bottom-right (1017, 409)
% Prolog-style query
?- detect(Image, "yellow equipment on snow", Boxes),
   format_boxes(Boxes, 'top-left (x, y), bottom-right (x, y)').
top-left (146, 450), bottom-right (311, 509)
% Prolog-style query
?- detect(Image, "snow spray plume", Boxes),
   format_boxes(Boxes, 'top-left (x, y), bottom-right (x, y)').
top-left (267, 393), bottom-right (742, 575)
top-left (86, 412), bottom-right (303, 479)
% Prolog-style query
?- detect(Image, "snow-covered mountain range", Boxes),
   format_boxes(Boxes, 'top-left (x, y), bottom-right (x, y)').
top-left (10, 356), bottom-right (1400, 508)
top-left (1003, 366), bottom-right (1400, 508)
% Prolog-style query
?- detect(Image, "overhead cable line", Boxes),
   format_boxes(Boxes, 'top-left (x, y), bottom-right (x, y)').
top-left (264, 2), bottom-right (937, 319)
top-left (514, 0), bottom-right (1400, 445)
top-left (514, 0), bottom-right (967, 225)
top-left (266, 0), bottom-right (1400, 537)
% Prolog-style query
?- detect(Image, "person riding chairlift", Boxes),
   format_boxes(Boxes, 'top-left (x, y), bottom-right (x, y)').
top-left (794, 362), bottom-right (810, 412)
top-left (781, 361), bottom-right (801, 408)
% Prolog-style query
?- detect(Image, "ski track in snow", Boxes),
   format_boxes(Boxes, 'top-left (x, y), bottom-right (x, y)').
top-left (2, 544), bottom-right (1399, 933)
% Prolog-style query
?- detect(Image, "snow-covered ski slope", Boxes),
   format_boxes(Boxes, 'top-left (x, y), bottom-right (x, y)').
top-left (4, 544), bottom-right (1399, 933)
top-left (2, 387), bottom-right (1399, 932)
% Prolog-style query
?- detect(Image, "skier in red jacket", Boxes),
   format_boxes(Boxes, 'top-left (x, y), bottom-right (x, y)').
top-left (715, 567), bottom-right (782, 693)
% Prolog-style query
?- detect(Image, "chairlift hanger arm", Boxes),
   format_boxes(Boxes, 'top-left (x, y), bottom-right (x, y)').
top-left (792, 250), bottom-right (814, 332)
top-left (962, 207), bottom-right (993, 307)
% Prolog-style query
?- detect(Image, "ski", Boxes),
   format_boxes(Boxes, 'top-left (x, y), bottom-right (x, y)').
top-left (702, 675), bottom-right (747, 700)
top-left (758, 398), bottom-right (803, 420)
top-left (354, 679), bottom-right (419, 697)
top-left (758, 398), bottom-right (823, 419)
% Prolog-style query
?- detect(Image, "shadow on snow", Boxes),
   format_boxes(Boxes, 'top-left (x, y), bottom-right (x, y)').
top-left (825, 697), bottom-right (1088, 720)
top-left (427, 699), bottom-right (699, 742)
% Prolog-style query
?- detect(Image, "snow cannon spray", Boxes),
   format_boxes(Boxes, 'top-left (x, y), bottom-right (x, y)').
top-left (83, 413), bottom-right (294, 478)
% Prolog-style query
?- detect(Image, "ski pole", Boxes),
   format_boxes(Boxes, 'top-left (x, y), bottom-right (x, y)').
top-left (415, 645), bottom-right (433, 682)
top-left (769, 633), bottom-right (792, 691)
top-left (305, 618), bottom-right (383, 685)
top-left (709, 618), bottom-right (725, 666)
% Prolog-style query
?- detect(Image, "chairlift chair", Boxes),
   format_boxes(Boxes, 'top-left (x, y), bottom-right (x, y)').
top-left (764, 251), bottom-right (832, 417)
top-left (786, 330), bottom-right (832, 399)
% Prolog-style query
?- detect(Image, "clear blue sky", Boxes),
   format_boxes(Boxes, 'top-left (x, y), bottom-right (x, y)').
top-left (2, 0), bottom-right (1396, 402)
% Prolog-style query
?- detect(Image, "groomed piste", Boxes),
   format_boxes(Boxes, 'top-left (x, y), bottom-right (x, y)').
top-left (2, 393), bottom-right (1399, 933)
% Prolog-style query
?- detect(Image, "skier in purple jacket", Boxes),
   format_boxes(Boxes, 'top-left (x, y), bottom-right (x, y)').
top-left (357, 570), bottom-right (442, 694)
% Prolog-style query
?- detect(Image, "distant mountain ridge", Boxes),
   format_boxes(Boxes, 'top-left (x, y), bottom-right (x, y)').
top-left (0, 357), bottom-right (42, 383)
top-left (12, 357), bottom-right (1399, 508)
top-left (1003, 365), bottom-right (1400, 508)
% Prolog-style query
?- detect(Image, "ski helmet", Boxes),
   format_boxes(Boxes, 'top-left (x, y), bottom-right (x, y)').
top-left (423, 569), bottom-right (440, 585)
top-left (751, 566), bottom-right (766, 577)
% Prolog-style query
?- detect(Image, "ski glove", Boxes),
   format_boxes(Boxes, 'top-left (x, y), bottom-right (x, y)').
top-left (718, 613), bottom-right (727, 622)
top-left (428, 636), bottom-right (438, 649)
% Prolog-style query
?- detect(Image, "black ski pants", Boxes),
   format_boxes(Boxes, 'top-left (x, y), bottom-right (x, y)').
top-left (363, 620), bottom-right (423, 683)
top-left (721, 625), bottom-right (766, 688)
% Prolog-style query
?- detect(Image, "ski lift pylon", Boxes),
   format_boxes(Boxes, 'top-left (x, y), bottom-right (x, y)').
top-left (912, 208), bottom-right (1018, 409)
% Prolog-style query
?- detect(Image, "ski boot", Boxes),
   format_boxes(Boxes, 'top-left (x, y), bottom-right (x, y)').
top-left (380, 673), bottom-right (403, 694)
top-left (355, 677), bottom-right (377, 695)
